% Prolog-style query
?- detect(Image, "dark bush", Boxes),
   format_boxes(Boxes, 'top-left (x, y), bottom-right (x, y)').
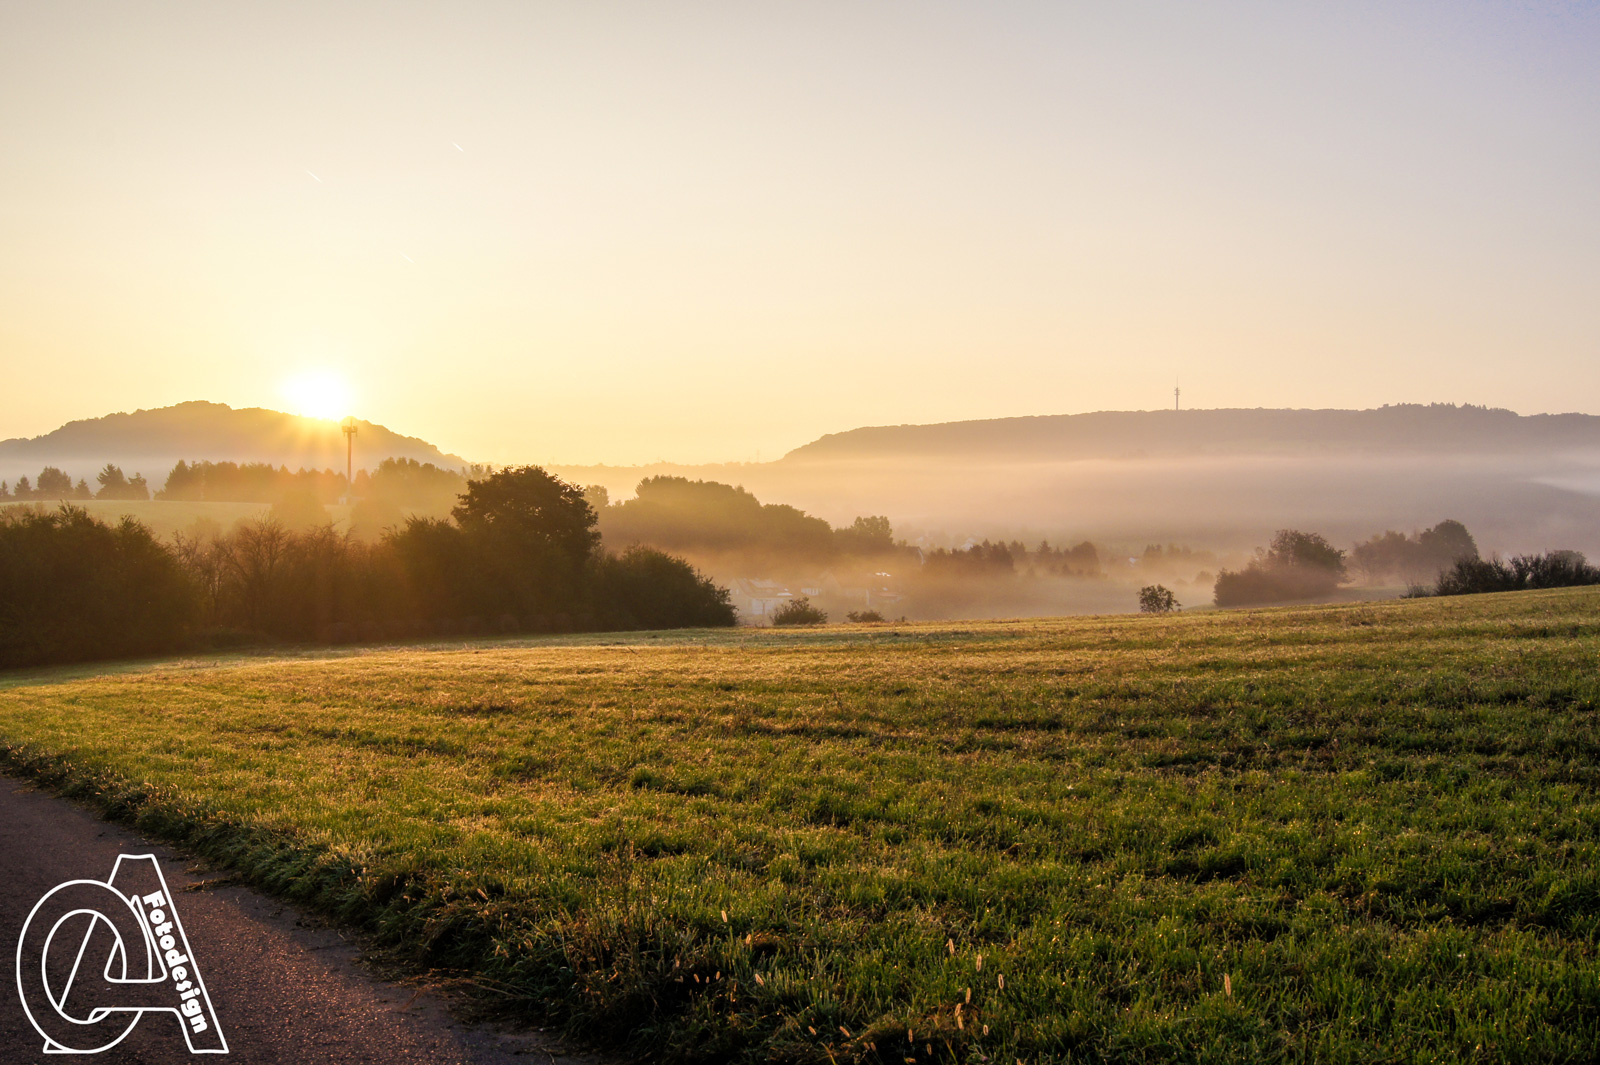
top-left (593, 547), bottom-right (735, 629)
top-left (1138, 585), bottom-right (1179, 613)
top-left (771, 597), bottom-right (828, 626)
top-left (1430, 551), bottom-right (1600, 596)
top-left (1214, 565), bottom-right (1342, 606)
top-left (1516, 550), bottom-right (1600, 589)
top-left (0, 507), bottom-right (196, 668)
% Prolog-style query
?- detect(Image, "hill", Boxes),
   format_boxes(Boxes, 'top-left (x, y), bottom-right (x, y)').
top-left (12, 401), bottom-right (1600, 560)
top-left (0, 401), bottom-right (468, 485)
top-left (553, 404), bottom-right (1600, 560)
top-left (781, 404), bottom-right (1600, 462)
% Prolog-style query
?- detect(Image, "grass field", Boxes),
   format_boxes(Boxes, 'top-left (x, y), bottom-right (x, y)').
top-left (2, 591), bottom-right (1598, 1063)
top-left (0, 499), bottom-right (358, 537)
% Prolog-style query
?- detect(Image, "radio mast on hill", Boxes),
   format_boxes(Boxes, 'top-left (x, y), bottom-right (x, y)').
top-left (341, 416), bottom-right (357, 502)
top-left (1174, 380), bottom-right (1181, 411)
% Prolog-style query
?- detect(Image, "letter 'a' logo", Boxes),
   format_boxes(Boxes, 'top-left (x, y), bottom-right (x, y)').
top-left (16, 854), bottom-right (227, 1054)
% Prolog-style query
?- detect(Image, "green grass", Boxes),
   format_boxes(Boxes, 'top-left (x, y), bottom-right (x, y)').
top-left (2, 591), bottom-right (1598, 1063)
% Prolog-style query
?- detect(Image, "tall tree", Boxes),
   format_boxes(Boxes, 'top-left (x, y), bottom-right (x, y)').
top-left (36, 467), bottom-right (73, 496)
top-left (95, 464), bottom-right (129, 499)
top-left (452, 466), bottom-right (599, 567)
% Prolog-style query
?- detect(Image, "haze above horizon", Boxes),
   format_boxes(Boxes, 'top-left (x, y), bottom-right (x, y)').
top-left (3, 2), bottom-right (1597, 466)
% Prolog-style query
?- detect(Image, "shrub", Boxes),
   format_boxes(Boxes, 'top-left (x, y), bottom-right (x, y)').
top-left (1214, 529), bottom-right (1347, 606)
top-left (0, 506), bottom-right (196, 668)
top-left (772, 597), bottom-right (827, 626)
top-left (1138, 585), bottom-right (1179, 613)
top-left (846, 610), bottom-right (885, 623)
top-left (1432, 551), bottom-right (1600, 596)
top-left (1214, 565), bottom-right (1344, 606)
top-left (592, 547), bottom-right (736, 629)
top-left (1516, 550), bottom-right (1600, 589)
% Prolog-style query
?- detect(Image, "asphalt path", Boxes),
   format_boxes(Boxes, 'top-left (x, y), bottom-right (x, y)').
top-left (0, 777), bottom-right (598, 1064)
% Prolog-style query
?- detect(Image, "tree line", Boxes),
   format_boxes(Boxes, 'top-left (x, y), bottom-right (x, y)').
top-left (597, 476), bottom-right (905, 565)
top-left (922, 539), bottom-right (1103, 577)
top-left (1418, 551), bottom-right (1600, 597)
top-left (1212, 522), bottom-right (1480, 607)
top-left (2, 464), bottom-right (152, 501)
top-left (0, 466), bottom-right (734, 670)
top-left (1209, 520), bottom-right (1600, 606)
top-left (158, 456), bottom-right (476, 509)
top-left (3, 457), bottom-right (480, 510)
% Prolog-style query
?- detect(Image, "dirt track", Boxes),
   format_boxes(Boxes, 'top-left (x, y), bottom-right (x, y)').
top-left (0, 777), bottom-right (595, 1064)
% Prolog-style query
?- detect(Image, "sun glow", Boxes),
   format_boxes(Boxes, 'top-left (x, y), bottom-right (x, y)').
top-left (280, 370), bottom-right (353, 421)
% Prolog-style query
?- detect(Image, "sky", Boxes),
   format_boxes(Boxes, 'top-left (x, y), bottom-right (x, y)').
top-left (1, 1), bottom-right (1597, 465)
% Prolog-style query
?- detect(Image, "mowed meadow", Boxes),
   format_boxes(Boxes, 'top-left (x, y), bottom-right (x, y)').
top-left (2, 592), bottom-right (1598, 1063)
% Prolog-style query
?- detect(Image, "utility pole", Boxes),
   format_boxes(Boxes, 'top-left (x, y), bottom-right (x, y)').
top-left (341, 417), bottom-right (357, 502)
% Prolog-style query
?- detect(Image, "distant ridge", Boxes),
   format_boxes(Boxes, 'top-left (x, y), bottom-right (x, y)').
top-left (782, 405), bottom-right (1600, 462)
top-left (0, 401), bottom-right (469, 484)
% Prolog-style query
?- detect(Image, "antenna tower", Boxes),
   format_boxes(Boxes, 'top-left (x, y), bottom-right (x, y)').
top-left (341, 417), bottom-right (358, 502)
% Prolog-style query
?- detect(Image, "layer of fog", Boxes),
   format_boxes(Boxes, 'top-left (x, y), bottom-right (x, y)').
top-left (559, 454), bottom-right (1600, 556)
top-left (552, 451), bottom-right (1600, 620)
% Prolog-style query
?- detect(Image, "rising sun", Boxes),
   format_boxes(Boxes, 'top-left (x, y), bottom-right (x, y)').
top-left (280, 370), bottom-right (353, 421)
